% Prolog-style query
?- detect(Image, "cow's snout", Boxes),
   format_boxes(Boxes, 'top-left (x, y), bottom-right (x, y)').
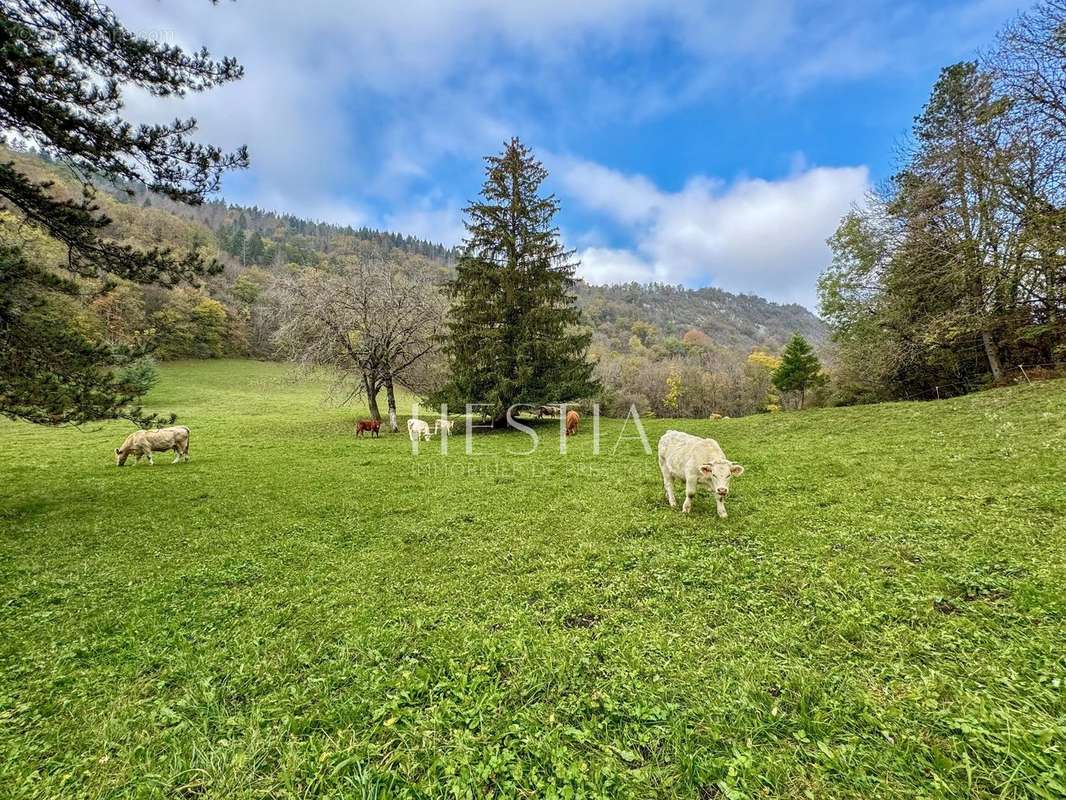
top-left (716, 487), bottom-right (729, 496)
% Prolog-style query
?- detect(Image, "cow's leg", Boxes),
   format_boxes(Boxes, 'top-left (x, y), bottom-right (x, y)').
top-left (659, 459), bottom-right (677, 508)
top-left (146, 451), bottom-right (154, 466)
top-left (682, 473), bottom-right (697, 513)
top-left (173, 447), bottom-right (181, 464)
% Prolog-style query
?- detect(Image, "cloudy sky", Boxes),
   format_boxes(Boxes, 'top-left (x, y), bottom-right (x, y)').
top-left (111, 0), bottom-right (1027, 308)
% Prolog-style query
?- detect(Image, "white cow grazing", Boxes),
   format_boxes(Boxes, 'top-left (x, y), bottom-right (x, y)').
top-left (115, 426), bottom-right (190, 466)
top-left (657, 430), bottom-right (744, 518)
top-left (433, 418), bottom-right (454, 435)
top-left (407, 418), bottom-right (432, 442)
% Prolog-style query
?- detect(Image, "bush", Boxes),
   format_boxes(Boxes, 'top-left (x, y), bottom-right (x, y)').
top-left (153, 288), bottom-right (229, 359)
top-left (115, 355), bottom-right (159, 396)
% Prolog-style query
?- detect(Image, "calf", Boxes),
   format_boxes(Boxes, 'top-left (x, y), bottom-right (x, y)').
top-left (433, 418), bottom-right (455, 435)
top-left (115, 426), bottom-right (190, 466)
top-left (657, 430), bottom-right (744, 518)
top-left (565, 409), bottom-right (580, 436)
top-left (407, 418), bottom-right (432, 442)
top-left (355, 419), bottom-right (380, 438)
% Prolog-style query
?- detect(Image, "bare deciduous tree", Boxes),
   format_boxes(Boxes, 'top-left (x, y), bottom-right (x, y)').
top-left (274, 253), bottom-right (446, 430)
top-left (989, 1), bottom-right (1066, 135)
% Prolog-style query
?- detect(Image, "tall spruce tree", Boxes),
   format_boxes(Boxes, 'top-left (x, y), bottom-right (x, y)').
top-left (439, 138), bottom-right (597, 425)
top-left (772, 334), bottom-right (825, 409)
top-left (0, 0), bottom-right (247, 425)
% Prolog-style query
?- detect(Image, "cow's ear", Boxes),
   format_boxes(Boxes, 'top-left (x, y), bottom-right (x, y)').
top-left (730, 463), bottom-right (745, 476)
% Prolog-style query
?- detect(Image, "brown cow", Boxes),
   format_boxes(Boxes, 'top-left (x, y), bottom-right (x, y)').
top-left (565, 409), bottom-right (580, 436)
top-left (355, 419), bottom-right (380, 438)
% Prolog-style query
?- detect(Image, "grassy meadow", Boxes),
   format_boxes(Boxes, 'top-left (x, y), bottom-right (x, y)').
top-left (1, 359), bottom-right (1064, 799)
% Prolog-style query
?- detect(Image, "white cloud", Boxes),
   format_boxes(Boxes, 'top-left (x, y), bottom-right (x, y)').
top-left (103, 0), bottom-right (1013, 264)
top-left (114, 0), bottom-right (582, 217)
top-left (384, 201), bottom-right (466, 248)
top-left (561, 159), bottom-right (871, 308)
top-left (557, 160), bottom-right (663, 223)
top-left (578, 247), bottom-right (666, 284)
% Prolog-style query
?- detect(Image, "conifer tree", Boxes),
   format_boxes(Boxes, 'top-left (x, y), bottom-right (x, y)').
top-left (772, 334), bottom-right (825, 409)
top-left (439, 138), bottom-right (597, 425)
top-left (0, 0), bottom-right (246, 425)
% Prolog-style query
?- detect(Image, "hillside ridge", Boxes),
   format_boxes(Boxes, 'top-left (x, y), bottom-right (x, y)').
top-left (7, 145), bottom-right (825, 356)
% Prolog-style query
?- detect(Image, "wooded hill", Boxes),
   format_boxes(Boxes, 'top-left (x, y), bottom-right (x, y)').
top-left (5, 143), bottom-right (825, 358)
top-left (105, 160), bottom-right (827, 353)
top-left (576, 283), bottom-right (825, 355)
top-left (2, 144), bottom-right (825, 417)
top-left (103, 177), bottom-right (457, 266)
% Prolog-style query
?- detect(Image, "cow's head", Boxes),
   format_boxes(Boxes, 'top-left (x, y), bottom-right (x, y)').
top-left (115, 446), bottom-right (128, 466)
top-left (699, 461), bottom-right (744, 497)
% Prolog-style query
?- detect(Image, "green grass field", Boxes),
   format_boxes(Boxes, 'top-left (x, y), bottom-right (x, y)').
top-left (1, 360), bottom-right (1064, 799)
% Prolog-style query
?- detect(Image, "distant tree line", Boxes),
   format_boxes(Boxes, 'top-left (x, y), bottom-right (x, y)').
top-left (107, 182), bottom-right (458, 267)
top-left (590, 323), bottom-right (824, 418)
top-left (820, 1), bottom-right (1066, 403)
top-left (577, 282), bottom-right (826, 354)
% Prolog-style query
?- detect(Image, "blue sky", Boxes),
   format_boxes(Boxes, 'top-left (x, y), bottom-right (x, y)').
top-left (112, 0), bottom-right (1028, 308)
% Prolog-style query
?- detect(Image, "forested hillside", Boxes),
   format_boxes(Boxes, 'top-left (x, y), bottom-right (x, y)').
top-left (104, 180), bottom-right (457, 266)
top-left (577, 283), bottom-right (825, 353)
top-left (104, 161), bottom-right (826, 353)
top-left (1, 144), bottom-right (826, 418)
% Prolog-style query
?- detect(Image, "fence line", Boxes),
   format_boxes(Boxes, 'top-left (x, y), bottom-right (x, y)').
top-left (896, 363), bottom-right (1065, 402)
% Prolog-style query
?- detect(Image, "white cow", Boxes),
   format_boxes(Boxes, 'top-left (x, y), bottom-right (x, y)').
top-left (433, 418), bottom-right (455, 435)
top-left (115, 426), bottom-right (191, 466)
top-left (407, 418), bottom-right (432, 442)
top-left (657, 430), bottom-right (744, 518)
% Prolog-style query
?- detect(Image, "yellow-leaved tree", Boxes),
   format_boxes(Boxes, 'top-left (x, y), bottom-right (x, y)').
top-left (746, 350), bottom-right (783, 412)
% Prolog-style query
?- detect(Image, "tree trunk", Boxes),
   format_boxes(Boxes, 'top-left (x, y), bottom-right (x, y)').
top-left (491, 400), bottom-right (512, 429)
top-left (364, 373), bottom-right (382, 422)
top-left (384, 375), bottom-right (399, 432)
top-left (981, 330), bottom-right (1004, 381)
